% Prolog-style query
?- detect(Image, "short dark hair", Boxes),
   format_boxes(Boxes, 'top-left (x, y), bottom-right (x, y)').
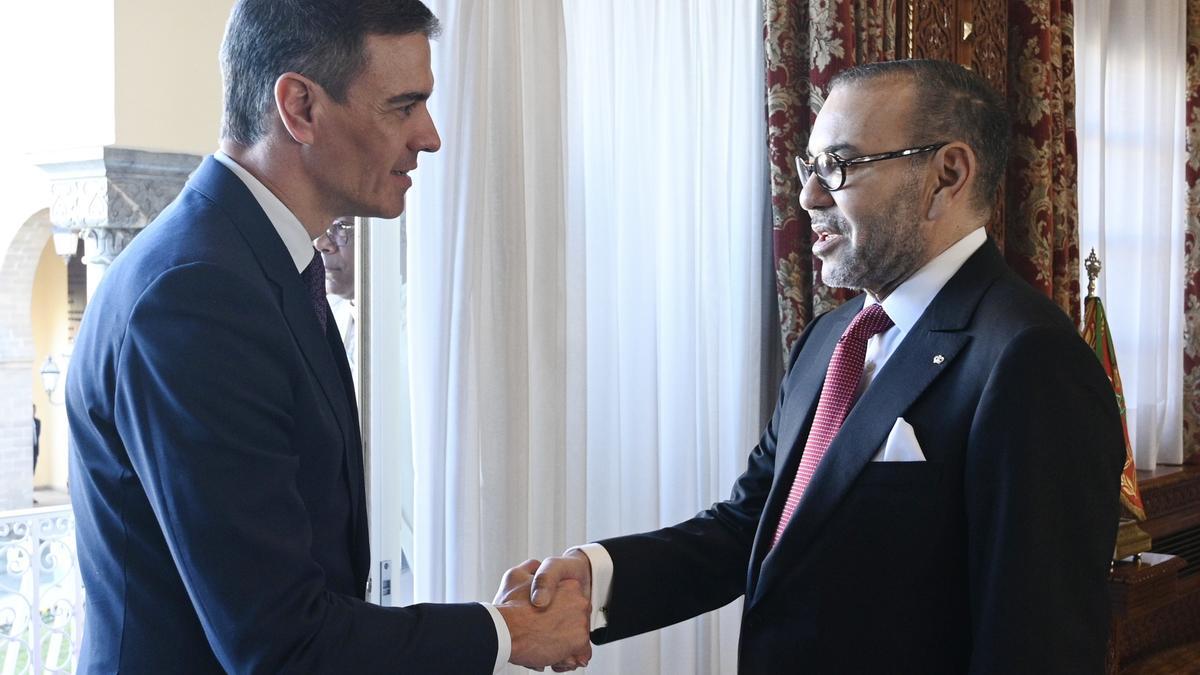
top-left (220, 0), bottom-right (440, 146)
top-left (829, 59), bottom-right (1011, 213)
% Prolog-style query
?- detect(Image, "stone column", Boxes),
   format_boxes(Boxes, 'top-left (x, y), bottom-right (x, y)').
top-left (36, 147), bottom-right (202, 298)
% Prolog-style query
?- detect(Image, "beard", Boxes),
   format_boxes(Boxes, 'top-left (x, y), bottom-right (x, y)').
top-left (814, 175), bottom-right (927, 295)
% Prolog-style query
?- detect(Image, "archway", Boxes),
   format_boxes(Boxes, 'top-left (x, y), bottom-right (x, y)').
top-left (0, 209), bottom-right (53, 509)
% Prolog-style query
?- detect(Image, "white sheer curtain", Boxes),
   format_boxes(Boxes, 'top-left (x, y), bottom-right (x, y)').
top-left (407, 0), bottom-right (580, 608)
top-left (562, 2), bottom-right (767, 673)
top-left (405, 1), bottom-right (768, 673)
top-left (1075, 0), bottom-right (1186, 468)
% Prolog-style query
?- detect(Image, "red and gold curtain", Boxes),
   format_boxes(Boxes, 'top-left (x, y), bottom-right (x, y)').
top-left (1184, 0), bottom-right (1200, 464)
top-left (1005, 0), bottom-right (1081, 325)
top-left (765, 0), bottom-right (899, 351)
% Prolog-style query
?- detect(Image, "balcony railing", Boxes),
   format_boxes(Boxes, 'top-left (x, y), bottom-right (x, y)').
top-left (0, 505), bottom-right (82, 675)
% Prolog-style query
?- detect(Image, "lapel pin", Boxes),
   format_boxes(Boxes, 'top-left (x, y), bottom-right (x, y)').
top-left (933, 355), bottom-right (945, 365)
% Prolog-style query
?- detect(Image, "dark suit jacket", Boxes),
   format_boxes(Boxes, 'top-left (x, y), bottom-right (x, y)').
top-left (593, 241), bottom-right (1124, 674)
top-left (67, 157), bottom-right (497, 674)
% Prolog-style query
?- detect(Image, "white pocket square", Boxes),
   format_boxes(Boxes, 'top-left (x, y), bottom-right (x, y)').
top-left (871, 417), bottom-right (926, 462)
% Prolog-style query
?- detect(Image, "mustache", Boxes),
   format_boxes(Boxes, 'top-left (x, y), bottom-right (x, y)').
top-left (809, 214), bottom-right (848, 235)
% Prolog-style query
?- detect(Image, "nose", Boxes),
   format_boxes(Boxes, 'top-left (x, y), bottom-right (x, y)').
top-left (413, 106), bottom-right (441, 154)
top-left (798, 174), bottom-right (835, 212)
top-left (315, 233), bottom-right (337, 254)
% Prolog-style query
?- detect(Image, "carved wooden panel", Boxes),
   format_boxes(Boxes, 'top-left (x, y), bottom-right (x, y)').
top-left (895, 0), bottom-right (1008, 248)
top-left (907, 1), bottom-right (955, 62)
top-left (969, 0), bottom-right (1007, 95)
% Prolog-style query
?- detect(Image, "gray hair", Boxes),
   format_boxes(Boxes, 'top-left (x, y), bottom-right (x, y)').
top-left (830, 59), bottom-right (1011, 213)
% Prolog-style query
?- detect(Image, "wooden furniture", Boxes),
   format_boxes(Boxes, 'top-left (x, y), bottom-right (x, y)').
top-left (1110, 465), bottom-right (1200, 672)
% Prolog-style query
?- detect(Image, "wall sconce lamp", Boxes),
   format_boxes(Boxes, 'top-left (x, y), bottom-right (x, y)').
top-left (51, 227), bottom-right (79, 264)
top-left (39, 356), bottom-right (62, 404)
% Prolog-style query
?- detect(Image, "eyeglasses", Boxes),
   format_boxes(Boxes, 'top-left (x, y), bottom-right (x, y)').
top-left (795, 142), bottom-right (947, 192)
top-left (324, 220), bottom-right (355, 247)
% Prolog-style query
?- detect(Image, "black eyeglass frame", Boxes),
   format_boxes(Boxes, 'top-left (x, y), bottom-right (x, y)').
top-left (796, 142), bottom-right (947, 192)
top-left (324, 220), bottom-right (355, 247)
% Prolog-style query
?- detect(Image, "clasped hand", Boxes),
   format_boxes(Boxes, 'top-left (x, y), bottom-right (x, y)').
top-left (495, 553), bottom-right (594, 671)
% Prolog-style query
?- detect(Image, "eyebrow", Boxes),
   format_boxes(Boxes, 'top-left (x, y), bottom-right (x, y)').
top-left (386, 91), bottom-right (431, 106)
top-left (806, 142), bottom-right (859, 158)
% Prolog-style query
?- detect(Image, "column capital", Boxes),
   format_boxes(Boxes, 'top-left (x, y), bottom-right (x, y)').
top-left (34, 146), bottom-right (201, 232)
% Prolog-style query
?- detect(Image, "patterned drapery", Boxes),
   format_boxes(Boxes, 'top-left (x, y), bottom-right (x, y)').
top-left (766, 0), bottom-right (1082, 352)
top-left (1184, 0), bottom-right (1200, 463)
top-left (1005, 0), bottom-right (1081, 325)
top-left (764, 0), bottom-right (899, 350)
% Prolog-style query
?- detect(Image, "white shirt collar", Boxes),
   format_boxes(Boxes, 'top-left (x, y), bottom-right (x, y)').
top-left (212, 151), bottom-right (315, 274)
top-left (863, 227), bottom-right (988, 332)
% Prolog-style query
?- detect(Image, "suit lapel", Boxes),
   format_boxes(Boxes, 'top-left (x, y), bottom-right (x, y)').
top-left (771, 303), bottom-right (859, 487)
top-left (188, 157), bottom-right (363, 534)
top-left (747, 240), bottom-right (1007, 609)
top-left (743, 300), bottom-right (858, 596)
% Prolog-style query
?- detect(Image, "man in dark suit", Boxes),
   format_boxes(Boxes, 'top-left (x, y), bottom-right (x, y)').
top-left (66, 1), bottom-right (589, 672)
top-left (530, 60), bottom-right (1124, 673)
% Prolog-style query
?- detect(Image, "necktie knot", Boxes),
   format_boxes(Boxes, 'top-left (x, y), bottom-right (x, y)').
top-left (841, 302), bottom-right (893, 343)
top-left (772, 300), bottom-right (892, 548)
top-left (301, 251), bottom-right (328, 333)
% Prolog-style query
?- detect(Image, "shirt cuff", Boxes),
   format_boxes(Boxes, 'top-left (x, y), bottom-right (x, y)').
top-left (570, 543), bottom-right (614, 630)
top-left (480, 602), bottom-right (511, 673)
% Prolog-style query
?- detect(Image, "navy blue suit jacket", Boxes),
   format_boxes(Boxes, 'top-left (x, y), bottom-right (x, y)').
top-left (592, 241), bottom-right (1124, 674)
top-left (68, 157), bottom-right (497, 674)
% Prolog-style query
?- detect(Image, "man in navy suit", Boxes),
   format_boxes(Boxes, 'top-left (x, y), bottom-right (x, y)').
top-left (531, 60), bottom-right (1124, 673)
top-left (67, 1), bottom-right (589, 672)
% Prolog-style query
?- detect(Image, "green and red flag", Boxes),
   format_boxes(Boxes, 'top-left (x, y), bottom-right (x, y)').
top-left (1081, 294), bottom-right (1146, 521)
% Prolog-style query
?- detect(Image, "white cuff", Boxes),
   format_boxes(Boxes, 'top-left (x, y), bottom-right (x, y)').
top-left (480, 602), bottom-right (511, 673)
top-left (570, 543), bottom-right (614, 630)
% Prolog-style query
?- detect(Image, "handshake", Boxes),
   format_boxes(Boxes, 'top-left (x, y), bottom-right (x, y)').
top-left (494, 551), bottom-right (595, 671)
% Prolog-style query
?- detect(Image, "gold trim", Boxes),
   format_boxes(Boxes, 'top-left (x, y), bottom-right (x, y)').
top-left (907, 1), bottom-right (915, 57)
top-left (1114, 518), bottom-right (1153, 562)
top-left (1085, 247), bottom-right (1101, 298)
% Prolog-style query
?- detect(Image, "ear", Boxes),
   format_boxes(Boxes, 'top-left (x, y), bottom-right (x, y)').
top-left (274, 72), bottom-right (322, 146)
top-left (925, 142), bottom-right (975, 221)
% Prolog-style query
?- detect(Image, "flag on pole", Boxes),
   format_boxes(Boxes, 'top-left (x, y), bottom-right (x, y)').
top-left (1081, 292), bottom-right (1146, 521)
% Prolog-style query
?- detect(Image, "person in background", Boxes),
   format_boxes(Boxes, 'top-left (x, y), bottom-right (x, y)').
top-left (316, 218), bottom-right (357, 375)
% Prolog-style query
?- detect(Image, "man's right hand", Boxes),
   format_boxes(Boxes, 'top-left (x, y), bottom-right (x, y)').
top-left (495, 560), bottom-right (592, 670)
top-left (530, 552), bottom-right (593, 611)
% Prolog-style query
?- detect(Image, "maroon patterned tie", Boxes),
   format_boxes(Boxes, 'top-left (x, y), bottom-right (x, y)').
top-left (301, 250), bottom-right (328, 334)
top-left (772, 302), bottom-right (893, 547)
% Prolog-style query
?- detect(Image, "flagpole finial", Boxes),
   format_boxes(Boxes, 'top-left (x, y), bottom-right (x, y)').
top-left (1085, 248), bottom-right (1101, 297)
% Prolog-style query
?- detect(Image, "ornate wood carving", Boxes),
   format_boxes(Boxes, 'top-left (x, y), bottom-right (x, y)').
top-left (970, 0), bottom-right (1007, 95)
top-left (1115, 587), bottom-right (1200, 665)
top-left (1140, 468), bottom-right (1200, 519)
top-left (908, 1), bottom-right (955, 62)
top-left (895, 0), bottom-right (1006, 88)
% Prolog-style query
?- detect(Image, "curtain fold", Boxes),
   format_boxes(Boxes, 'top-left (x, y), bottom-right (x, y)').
top-left (765, 0), bottom-right (898, 351)
top-left (407, 0), bottom-right (579, 617)
top-left (1075, 0), bottom-right (1186, 469)
top-left (1184, 0), bottom-right (1200, 464)
top-left (407, 2), bottom-right (769, 673)
top-left (1006, 0), bottom-right (1082, 324)
top-left (562, 2), bottom-right (769, 671)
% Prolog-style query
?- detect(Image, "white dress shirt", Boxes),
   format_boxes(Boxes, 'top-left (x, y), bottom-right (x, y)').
top-left (211, 152), bottom-right (512, 672)
top-left (576, 226), bottom-right (988, 630)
